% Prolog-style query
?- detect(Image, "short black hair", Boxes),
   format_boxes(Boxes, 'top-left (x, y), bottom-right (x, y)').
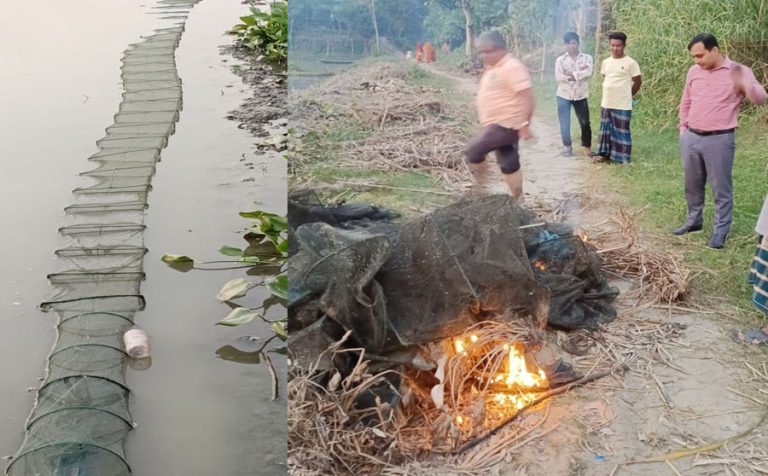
top-left (564, 32), bottom-right (580, 44)
top-left (608, 31), bottom-right (627, 44)
top-left (688, 33), bottom-right (719, 51)
top-left (477, 30), bottom-right (506, 50)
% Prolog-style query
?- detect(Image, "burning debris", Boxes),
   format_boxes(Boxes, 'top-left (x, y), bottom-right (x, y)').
top-left (287, 193), bottom-right (622, 472)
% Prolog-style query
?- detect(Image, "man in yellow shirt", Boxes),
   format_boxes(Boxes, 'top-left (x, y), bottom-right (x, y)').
top-left (593, 31), bottom-right (642, 164)
top-left (464, 31), bottom-right (534, 199)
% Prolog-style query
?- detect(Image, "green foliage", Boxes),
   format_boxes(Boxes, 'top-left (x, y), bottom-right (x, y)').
top-left (230, 1), bottom-right (287, 64)
top-left (289, 0), bottom-right (426, 54)
top-left (603, 0), bottom-right (768, 128)
top-left (423, 0), bottom-right (465, 44)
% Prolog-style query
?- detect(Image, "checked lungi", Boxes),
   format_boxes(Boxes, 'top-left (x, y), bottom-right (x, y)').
top-left (749, 236), bottom-right (768, 315)
top-left (596, 108), bottom-right (632, 164)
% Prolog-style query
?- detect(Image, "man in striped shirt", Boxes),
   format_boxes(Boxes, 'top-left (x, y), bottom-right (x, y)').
top-left (554, 32), bottom-right (593, 158)
top-left (672, 33), bottom-right (767, 249)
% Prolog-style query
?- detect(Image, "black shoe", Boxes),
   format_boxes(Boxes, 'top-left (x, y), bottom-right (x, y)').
top-left (671, 223), bottom-right (703, 236)
top-left (707, 233), bottom-right (728, 250)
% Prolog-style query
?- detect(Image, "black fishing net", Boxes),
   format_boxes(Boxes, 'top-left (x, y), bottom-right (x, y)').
top-left (289, 194), bottom-right (618, 358)
top-left (6, 1), bottom-right (201, 474)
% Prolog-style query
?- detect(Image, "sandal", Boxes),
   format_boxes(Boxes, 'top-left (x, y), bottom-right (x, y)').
top-left (732, 327), bottom-right (768, 345)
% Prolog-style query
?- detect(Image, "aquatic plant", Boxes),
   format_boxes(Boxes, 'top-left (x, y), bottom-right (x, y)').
top-left (230, 1), bottom-right (288, 64)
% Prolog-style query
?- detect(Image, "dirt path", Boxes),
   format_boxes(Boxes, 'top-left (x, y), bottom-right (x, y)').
top-left (423, 63), bottom-right (768, 476)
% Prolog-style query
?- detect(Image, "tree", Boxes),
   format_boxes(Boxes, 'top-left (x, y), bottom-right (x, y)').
top-left (424, 0), bottom-right (511, 57)
top-left (368, 0), bottom-right (381, 55)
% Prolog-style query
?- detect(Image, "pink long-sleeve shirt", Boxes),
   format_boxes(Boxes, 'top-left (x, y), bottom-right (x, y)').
top-left (679, 57), bottom-right (767, 133)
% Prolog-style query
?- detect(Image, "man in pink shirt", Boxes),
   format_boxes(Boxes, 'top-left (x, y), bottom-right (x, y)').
top-left (673, 33), bottom-right (767, 249)
top-left (464, 31), bottom-right (534, 199)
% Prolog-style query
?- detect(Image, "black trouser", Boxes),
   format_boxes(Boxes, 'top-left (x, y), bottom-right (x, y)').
top-left (557, 96), bottom-right (592, 148)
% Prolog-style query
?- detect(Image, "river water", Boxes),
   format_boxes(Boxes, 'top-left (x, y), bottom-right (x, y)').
top-left (0, 0), bottom-right (286, 474)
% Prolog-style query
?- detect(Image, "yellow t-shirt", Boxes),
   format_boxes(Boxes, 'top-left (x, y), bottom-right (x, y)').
top-left (600, 56), bottom-right (641, 110)
top-left (476, 55), bottom-right (533, 128)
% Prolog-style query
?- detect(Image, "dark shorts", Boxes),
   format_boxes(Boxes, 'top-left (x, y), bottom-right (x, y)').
top-left (464, 124), bottom-right (521, 174)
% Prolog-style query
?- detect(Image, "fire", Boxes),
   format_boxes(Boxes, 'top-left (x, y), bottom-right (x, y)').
top-left (454, 335), bottom-right (478, 355)
top-left (494, 344), bottom-right (547, 410)
top-left (532, 260), bottom-right (547, 271)
top-left (503, 344), bottom-right (547, 389)
top-left (453, 335), bottom-right (547, 413)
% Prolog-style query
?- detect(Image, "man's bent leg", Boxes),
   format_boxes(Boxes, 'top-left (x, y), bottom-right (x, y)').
top-left (503, 170), bottom-right (523, 200)
top-left (465, 125), bottom-right (506, 184)
top-left (496, 140), bottom-right (522, 199)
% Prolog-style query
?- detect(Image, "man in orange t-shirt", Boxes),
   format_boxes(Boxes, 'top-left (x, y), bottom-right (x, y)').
top-left (465, 31), bottom-right (534, 199)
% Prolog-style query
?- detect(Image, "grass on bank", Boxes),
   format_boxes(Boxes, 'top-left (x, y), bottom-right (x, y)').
top-left (289, 62), bottom-right (464, 217)
top-left (536, 79), bottom-right (768, 314)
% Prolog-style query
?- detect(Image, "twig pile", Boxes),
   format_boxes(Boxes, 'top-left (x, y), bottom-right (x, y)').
top-left (595, 208), bottom-right (690, 303)
top-left (289, 62), bottom-right (471, 184)
top-left (288, 333), bottom-right (403, 475)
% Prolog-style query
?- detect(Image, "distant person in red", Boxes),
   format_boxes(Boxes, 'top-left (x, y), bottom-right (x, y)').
top-left (424, 42), bottom-right (433, 63)
top-left (416, 41), bottom-right (423, 63)
top-left (430, 44), bottom-right (437, 62)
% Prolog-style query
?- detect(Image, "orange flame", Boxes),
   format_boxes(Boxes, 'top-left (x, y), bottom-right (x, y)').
top-left (495, 344), bottom-right (547, 410)
top-left (453, 337), bottom-right (547, 412)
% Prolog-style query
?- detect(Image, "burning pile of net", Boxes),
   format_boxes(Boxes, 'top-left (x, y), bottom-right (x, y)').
top-left (287, 194), bottom-right (622, 472)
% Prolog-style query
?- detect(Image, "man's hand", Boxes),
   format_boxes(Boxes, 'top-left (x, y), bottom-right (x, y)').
top-left (567, 72), bottom-right (576, 82)
top-left (519, 125), bottom-right (533, 140)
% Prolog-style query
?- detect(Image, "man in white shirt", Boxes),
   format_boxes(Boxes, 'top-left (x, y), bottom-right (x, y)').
top-left (554, 32), bottom-right (593, 158)
top-left (594, 31), bottom-right (642, 164)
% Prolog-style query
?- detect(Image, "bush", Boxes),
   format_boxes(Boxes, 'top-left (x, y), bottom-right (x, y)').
top-left (231, 1), bottom-right (288, 64)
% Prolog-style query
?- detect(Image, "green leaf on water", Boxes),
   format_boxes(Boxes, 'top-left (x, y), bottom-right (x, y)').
top-left (271, 321), bottom-right (287, 340)
top-left (161, 254), bottom-right (193, 264)
top-left (217, 307), bottom-right (259, 326)
top-left (219, 246), bottom-right (243, 257)
top-left (217, 278), bottom-right (251, 302)
top-left (267, 275), bottom-right (288, 300)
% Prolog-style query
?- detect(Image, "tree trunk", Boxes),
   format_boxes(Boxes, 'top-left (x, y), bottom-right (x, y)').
top-left (460, 0), bottom-right (474, 57)
top-left (369, 0), bottom-right (381, 56)
top-left (595, 0), bottom-right (603, 59)
top-left (576, 0), bottom-right (585, 39)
